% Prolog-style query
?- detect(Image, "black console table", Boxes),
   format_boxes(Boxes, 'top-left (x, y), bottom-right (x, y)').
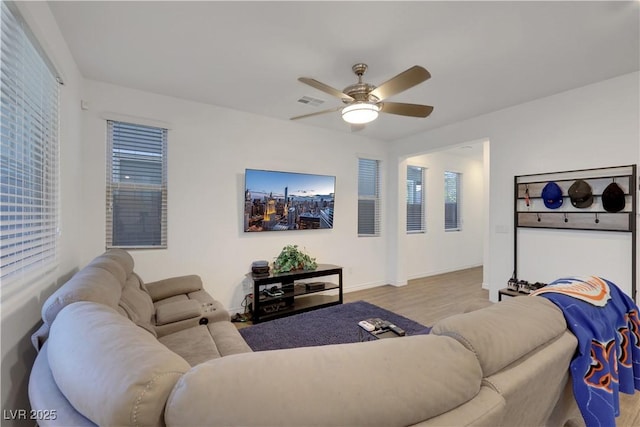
top-left (247, 264), bottom-right (343, 323)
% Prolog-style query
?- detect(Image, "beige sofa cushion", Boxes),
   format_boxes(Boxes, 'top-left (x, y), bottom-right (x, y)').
top-left (485, 331), bottom-right (577, 427)
top-left (86, 254), bottom-right (127, 284)
top-left (42, 267), bottom-right (123, 325)
top-left (166, 335), bottom-right (482, 426)
top-left (97, 248), bottom-right (135, 277)
top-left (155, 299), bottom-right (202, 326)
top-left (412, 386), bottom-right (505, 426)
top-left (206, 321), bottom-right (252, 357)
top-left (47, 301), bottom-right (190, 427)
top-left (159, 326), bottom-right (222, 366)
top-left (119, 275), bottom-right (156, 336)
top-left (431, 296), bottom-right (567, 376)
top-left (29, 342), bottom-right (95, 427)
top-left (145, 275), bottom-right (203, 301)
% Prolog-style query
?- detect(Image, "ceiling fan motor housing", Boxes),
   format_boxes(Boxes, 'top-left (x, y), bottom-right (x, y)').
top-left (342, 83), bottom-right (379, 103)
top-left (343, 63), bottom-right (379, 103)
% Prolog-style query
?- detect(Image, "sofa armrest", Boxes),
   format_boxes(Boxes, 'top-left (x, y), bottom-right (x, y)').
top-left (29, 342), bottom-right (97, 427)
top-left (155, 300), bottom-right (203, 326)
top-left (144, 275), bottom-right (203, 301)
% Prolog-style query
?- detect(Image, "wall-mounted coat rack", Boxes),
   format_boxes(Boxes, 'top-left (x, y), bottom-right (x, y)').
top-left (514, 164), bottom-right (637, 299)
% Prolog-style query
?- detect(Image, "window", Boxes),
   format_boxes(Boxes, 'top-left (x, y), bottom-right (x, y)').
top-left (444, 171), bottom-right (461, 231)
top-left (1, 2), bottom-right (61, 287)
top-left (358, 158), bottom-right (380, 236)
top-left (106, 121), bottom-right (167, 248)
top-left (406, 166), bottom-right (425, 233)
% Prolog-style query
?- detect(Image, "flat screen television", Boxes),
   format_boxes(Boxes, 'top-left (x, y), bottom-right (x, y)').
top-left (244, 169), bottom-right (335, 232)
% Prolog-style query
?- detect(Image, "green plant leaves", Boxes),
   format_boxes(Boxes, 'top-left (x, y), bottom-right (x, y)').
top-left (273, 244), bottom-right (317, 273)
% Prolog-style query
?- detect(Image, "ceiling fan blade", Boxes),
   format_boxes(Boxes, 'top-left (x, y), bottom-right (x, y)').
top-left (298, 78), bottom-right (354, 101)
top-left (369, 66), bottom-right (431, 101)
top-left (290, 106), bottom-right (342, 121)
top-left (380, 102), bottom-right (434, 118)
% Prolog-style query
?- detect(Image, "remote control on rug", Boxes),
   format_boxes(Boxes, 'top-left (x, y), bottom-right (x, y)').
top-left (388, 323), bottom-right (406, 336)
top-left (358, 320), bottom-right (376, 332)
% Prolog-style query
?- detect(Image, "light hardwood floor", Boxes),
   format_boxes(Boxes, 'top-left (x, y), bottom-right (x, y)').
top-left (344, 266), bottom-right (640, 427)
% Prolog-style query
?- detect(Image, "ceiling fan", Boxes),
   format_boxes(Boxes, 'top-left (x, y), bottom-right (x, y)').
top-left (291, 63), bottom-right (433, 127)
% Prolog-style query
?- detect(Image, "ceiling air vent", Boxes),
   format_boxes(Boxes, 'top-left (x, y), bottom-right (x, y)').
top-left (297, 96), bottom-right (324, 107)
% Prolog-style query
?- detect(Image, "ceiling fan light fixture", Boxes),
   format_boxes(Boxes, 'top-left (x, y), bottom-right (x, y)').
top-left (341, 102), bottom-right (380, 124)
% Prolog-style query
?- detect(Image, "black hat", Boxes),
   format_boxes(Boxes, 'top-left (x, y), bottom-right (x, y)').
top-left (602, 182), bottom-right (625, 213)
top-left (568, 179), bottom-right (593, 208)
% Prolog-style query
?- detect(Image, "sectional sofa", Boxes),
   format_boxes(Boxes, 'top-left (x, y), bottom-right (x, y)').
top-left (28, 249), bottom-right (584, 426)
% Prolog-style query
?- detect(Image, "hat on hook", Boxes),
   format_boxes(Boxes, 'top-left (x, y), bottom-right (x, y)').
top-left (602, 182), bottom-right (625, 213)
top-left (568, 179), bottom-right (593, 208)
top-left (541, 181), bottom-right (563, 209)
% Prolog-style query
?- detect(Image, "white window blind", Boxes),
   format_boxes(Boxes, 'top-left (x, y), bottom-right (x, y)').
top-left (1, 1), bottom-right (61, 286)
top-left (444, 171), bottom-right (461, 231)
top-left (407, 165), bottom-right (425, 233)
top-left (106, 121), bottom-right (167, 248)
top-left (358, 158), bottom-right (380, 236)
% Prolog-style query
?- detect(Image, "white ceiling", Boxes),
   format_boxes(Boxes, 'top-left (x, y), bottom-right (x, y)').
top-left (49, 1), bottom-right (639, 142)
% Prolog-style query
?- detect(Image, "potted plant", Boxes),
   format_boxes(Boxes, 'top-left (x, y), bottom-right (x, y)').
top-left (273, 245), bottom-right (317, 273)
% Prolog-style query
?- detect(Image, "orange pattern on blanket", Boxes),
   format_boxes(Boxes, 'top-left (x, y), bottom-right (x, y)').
top-left (531, 276), bottom-right (611, 307)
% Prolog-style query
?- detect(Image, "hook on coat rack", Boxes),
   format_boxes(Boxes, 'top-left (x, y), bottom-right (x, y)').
top-left (564, 213), bottom-right (569, 223)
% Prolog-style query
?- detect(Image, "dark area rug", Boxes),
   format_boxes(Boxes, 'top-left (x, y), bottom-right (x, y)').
top-left (239, 300), bottom-right (431, 351)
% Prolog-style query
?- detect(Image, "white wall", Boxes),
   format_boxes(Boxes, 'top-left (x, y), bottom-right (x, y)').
top-left (391, 72), bottom-right (640, 302)
top-left (0, 2), bottom-right (85, 421)
top-left (80, 81), bottom-right (391, 311)
top-left (404, 151), bottom-right (484, 279)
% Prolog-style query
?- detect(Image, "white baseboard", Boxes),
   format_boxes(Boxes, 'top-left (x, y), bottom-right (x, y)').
top-left (343, 280), bottom-right (387, 293)
top-left (407, 263), bottom-right (483, 281)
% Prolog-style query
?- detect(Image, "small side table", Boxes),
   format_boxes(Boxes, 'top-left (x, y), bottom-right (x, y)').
top-left (498, 288), bottom-right (529, 301)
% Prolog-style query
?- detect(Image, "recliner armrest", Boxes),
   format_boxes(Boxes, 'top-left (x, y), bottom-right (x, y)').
top-left (145, 275), bottom-right (203, 301)
top-left (155, 299), bottom-right (203, 326)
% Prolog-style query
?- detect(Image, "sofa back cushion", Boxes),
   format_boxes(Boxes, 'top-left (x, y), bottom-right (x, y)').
top-left (119, 274), bottom-right (157, 336)
top-left (47, 301), bottom-right (190, 427)
top-left (86, 254), bottom-right (127, 284)
top-left (40, 249), bottom-right (134, 328)
top-left (431, 296), bottom-right (567, 377)
top-left (41, 266), bottom-right (124, 326)
top-left (93, 248), bottom-right (135, 278)
top-left (166, 335), bottom-right (483, 426)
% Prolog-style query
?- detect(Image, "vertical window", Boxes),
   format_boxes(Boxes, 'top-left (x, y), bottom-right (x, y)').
top-left (444, 171), bottom-right (461, 231)
top-left (106, 121), bottom-right (167, 248)
top-left (406, 165), bottom-right (425, 233)
top-left (1, 2), bottom-right (61, 286)
top-left (358, 158), bottom-right (380, 236)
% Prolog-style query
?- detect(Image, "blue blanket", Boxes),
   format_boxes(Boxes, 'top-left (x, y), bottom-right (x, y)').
top-left (532, 277), bottom-right (640, 427)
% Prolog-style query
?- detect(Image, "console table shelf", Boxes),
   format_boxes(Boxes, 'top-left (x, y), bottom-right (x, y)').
top-left (247, 264), bottom-right (343, 323)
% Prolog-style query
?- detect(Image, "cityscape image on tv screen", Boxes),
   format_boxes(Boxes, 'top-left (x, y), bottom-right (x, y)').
top-left (244, 169), bottom-right (335, 232)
